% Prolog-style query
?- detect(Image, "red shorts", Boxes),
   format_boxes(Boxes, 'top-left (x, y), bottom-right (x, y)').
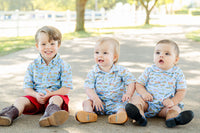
top-left (23, 95), bottom-right (69, 115)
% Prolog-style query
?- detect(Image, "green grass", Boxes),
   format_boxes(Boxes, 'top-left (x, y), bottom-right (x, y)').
top-left (186, 30), bottom-right (200, 42)
top-left (0, 36), bottom-right (35, 56)
top-left (0, 24), bottom-right (165, 56)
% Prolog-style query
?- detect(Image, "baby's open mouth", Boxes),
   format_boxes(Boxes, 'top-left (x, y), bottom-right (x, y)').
top-left (159, 59), bottom-right (164, 63)
top-left (98, 59), bottom-right (104, 63)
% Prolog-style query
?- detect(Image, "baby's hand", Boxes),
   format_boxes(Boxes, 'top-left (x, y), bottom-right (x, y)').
top-left (163, 98), bottom-right (174, 108)
top-left (122, 93), bottom-right (131, 102)
top-left (141, 92), bottom-right (153, 101)
top-left (36, 93), bottom-right (45, 104)
top-left (93, 97), bottom-right (104, 112)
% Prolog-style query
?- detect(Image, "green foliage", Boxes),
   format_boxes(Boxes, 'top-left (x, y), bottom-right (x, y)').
top-left (174, 9), bottom-right (188, 15)
top-left (0, 36), bottom-right (34, 56)
top-left (191, 10), bottom-right (200, 16)
top-left (186, 30), bottom-right (200, 42)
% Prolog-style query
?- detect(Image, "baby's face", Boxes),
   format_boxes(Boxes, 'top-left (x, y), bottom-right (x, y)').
top-left (154, 43), bottom-right (179, 70)
top-left (94, 43), bottom-right (116, 72)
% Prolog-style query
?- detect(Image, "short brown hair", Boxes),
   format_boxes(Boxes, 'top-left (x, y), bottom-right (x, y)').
top-left (35, 26), bottom-right (62, 46)
top-left (96, 37), bottom-right (120, 64)
top-left (156, 39), bottom-right (179, 57)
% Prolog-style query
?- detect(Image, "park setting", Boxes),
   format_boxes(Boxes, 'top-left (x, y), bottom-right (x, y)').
top-left (0, 0), bottom-right (200, 133)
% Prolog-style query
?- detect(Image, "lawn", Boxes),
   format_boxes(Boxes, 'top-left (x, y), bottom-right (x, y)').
top-left (186, 29), bottom-right (200, 42)
top-left (0, 24), bottom-right (165, 56)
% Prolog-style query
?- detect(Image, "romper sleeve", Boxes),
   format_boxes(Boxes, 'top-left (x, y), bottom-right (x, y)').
top-left (120, 66), bottom-right (136, 85)
top-left (137, 67), bottom-right (150, 86)
top-left (176, 68), bottom-right (187, 90)
top-left (84, 70), bottom-right (96, 89)
top-left (23, 63), bottom-right (34, 89)
top-left (60, 62), bottom-right (73, 89)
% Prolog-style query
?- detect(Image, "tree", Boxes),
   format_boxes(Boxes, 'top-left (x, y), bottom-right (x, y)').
top-left (139, 0), bottom-right (158, 25)
top-left (75, 0), bottom-right (88, 32)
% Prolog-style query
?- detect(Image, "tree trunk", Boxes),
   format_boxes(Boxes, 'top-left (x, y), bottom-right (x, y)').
top-left (145, 10), bottom-right (150, 25)
top-left (139, 0), bottom-right (158, 25)
top-left (75, 0), bottom-right (88, 32)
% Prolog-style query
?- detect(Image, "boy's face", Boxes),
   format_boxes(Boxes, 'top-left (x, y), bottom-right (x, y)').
top-left (154, 43), bottom-right (179, 70)
top-left (94, 42), bottom-right (117, 71)
top-left (35, 32), bottom-right (60, 64)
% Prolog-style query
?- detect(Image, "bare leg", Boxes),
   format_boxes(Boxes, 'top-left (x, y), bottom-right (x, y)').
top-left (14, 97), bottom-right (35, 116)
top-left (48, 95), bottom-right (63, 108)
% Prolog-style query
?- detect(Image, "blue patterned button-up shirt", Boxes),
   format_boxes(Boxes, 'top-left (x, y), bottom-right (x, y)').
top-left (23, 53), bottom-right (73, 95)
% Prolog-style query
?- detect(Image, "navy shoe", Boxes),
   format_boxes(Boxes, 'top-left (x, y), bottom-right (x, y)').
top-left (125, 103), bottom-right (147, 126)
top-left (166, 110), bottom-right (194, 128)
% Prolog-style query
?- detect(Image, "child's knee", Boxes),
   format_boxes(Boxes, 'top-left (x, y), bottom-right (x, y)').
top-left (49, 95), bottom-right (63, 103)
top-left (82, 99), bottom-right (93, 107)
top-left (131, 95), bottom-right (144, 104)
top-left (15, 97), bottom-right (30, 104)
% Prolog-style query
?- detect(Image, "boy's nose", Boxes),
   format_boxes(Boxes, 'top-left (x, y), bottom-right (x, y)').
top-left (45, 43), bottom-right (51, 48)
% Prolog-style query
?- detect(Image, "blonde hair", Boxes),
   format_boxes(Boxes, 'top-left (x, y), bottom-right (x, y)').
top-left (96, 37), bottom-right (120, 64)
top-left (35, 26), bottom-right (62, 46)
top-left (156, 39), bottom-right (179, 57)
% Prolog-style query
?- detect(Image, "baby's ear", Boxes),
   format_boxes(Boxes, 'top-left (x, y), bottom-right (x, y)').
top-left (35, 43), bottom-right (39, 49)
top-left (175, 56), bottom-right (179, 64)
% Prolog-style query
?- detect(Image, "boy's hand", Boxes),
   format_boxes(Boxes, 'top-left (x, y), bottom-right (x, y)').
top-left (43, 89), bottom-right (53, 102)
top-left (93, 97), bottom-right (104, 111)
top-left (141, 92), bottom-right (153, 102)
top-left (122, 93), bottom-right (131, 102)
top-left (36, 93), bottom-right (45, 104)
top-left (163, 98), bottom-right (174, 108)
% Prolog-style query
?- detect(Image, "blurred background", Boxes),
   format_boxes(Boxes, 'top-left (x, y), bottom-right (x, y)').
top-left (0, 0), bottom-right (200, 37)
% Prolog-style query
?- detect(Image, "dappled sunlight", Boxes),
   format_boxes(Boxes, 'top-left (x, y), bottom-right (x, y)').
top-left (181, 51), bottom-right (200, 62)
top-left (187, 76), bottom-right (200, 86)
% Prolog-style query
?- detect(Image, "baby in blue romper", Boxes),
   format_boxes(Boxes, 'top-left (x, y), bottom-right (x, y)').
top-left (75, 37), bottom-right (136, 124)
top-left (125, 39), bottom-right (194, 128)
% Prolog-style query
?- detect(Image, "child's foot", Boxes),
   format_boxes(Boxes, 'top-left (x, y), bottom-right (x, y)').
top-left (166, 110), bottom-right (194, 128)
top-left (39, 104), bottom-right (68, 127)
top-left (125, 103), bottom-right (147, 126)
top-left (0, 105), bottom-right (19, 126)
top-left (75, 111), bottom-right (97, 123)
top-left (108, 111), bottom-right (128, 124)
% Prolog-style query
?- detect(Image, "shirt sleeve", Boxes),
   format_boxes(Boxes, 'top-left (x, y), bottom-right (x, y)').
top-left (84, 70), bottom-right (95, 89)
top-left (120, 66), bottom-right (136, 85)
top-left (23, 63), bottom-right (34, 89)
top-left (137, 67), bottom-right (150, 86)
top-left (60, 62), bottom-right (73, 89)
top-left (176, 69), bottom-right (187, 90)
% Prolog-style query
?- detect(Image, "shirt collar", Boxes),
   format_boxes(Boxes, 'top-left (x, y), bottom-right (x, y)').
top-left (152, 64), bottom-right (178, 74)
top-left (37, 53), bottom-right (60, 65)
top-left (94, 64), bottom-right (118, 73)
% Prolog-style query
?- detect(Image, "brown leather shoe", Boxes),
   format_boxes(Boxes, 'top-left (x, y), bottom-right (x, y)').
top-left (108, 111), bottom-right (128, 124)
top-left (39, 103), bottom-right (68, 127)
top-left (0, 105), bottom-right (19, 126)
top-left (75, 111), bottom-right (97, 123)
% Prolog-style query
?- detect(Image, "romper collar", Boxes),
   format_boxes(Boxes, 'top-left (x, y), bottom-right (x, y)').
top-left (94, 64), bottom-right (118, 74)
top-left (152, 64), bottom-right (178, 74)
